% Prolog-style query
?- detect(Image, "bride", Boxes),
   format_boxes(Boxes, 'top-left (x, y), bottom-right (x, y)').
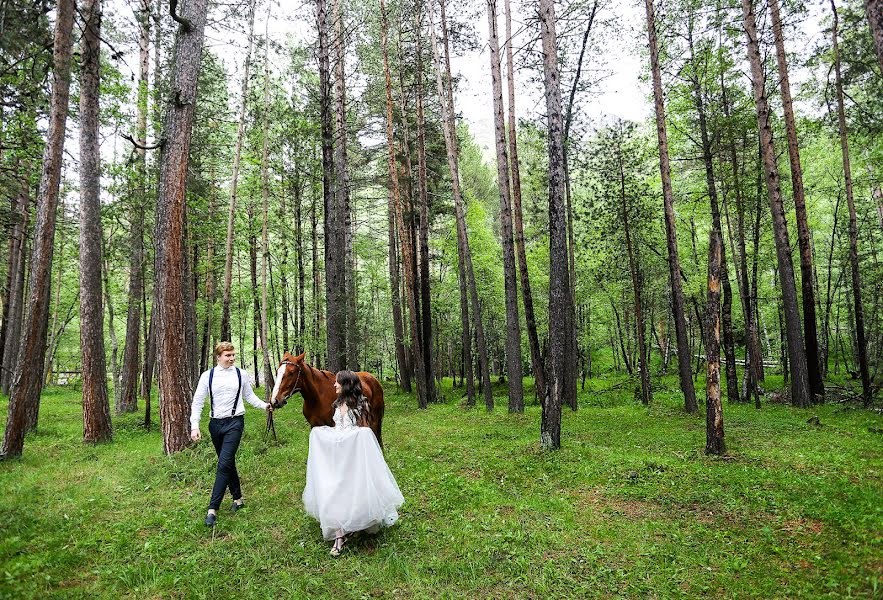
top-left (302, 370), bottom-right (404, 556)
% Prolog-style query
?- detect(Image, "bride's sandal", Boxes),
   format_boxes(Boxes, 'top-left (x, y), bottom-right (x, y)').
top-left (330, 536), bottom-right (346, 557)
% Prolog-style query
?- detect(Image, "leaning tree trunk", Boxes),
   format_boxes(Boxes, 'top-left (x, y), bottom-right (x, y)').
top-left (219, 0), bottom-right (257, 342)
top-left (381, 0), bottom-right (428, 408)
top-left (644, 0), bottom-right (697, 413)
top-left (487, 0), bottom-right (523, 412)
top-left (770, 0), bottom-right (823, 400)
top-left (432, 0), bottom-right (492, 407)
top-left (742, 0), bottom-right (811, 408)
top-left (2, 0), bottom-right (75, 458)
top-left (539, 0), bottom-right (569, 449)
top-left (832, 0), bottom-right (873, 406)
top-left (866, 0), bottom-right (883, 74)
top-left (153, 0), bottom-right (209, 454)
top-left (120, 0), bottom-right (152, 414)
top-left (79, 0), bottom-right (113, 443)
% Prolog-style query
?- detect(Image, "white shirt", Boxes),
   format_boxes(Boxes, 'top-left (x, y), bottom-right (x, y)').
top-left (190, 365), bottom-right (268, 430)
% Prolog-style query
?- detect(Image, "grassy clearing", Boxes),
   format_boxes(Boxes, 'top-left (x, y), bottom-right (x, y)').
top-left (1, 376), bottom-right (881, 598)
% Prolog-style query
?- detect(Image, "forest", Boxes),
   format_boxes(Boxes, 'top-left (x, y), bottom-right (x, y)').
top-left (1, 0), bottom-right (882, 596)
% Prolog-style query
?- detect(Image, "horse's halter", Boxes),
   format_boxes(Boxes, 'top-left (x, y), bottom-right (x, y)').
top-left (278, 360), bottom-right (304, 404)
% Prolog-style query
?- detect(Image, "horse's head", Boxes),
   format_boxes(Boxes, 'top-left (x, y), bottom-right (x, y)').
top-left (270, 351), bottom-right (306, 409)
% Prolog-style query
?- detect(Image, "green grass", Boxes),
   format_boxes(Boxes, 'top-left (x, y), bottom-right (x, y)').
top-left (1, 376), bottom-right (881, 598)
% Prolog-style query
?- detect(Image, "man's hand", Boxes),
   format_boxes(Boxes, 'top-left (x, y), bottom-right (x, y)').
top-left (266, 403), bottom-right (273, 413)
top-left (191, 429), bottom-right (201, 442)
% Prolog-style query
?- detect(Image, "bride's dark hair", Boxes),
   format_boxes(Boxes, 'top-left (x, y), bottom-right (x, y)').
top-left (333, 370), bottom-right (370, 426)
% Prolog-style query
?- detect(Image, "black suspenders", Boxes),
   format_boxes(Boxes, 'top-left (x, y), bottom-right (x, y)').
top-left (208, 367), bottom-right (242, 418)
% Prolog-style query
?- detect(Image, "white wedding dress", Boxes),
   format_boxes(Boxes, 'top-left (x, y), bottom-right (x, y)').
top-left (302, 405), bottom-right (404, 540)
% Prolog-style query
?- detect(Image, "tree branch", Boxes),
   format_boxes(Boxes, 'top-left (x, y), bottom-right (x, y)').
top-left (170, 0), bottom-right (193, 32)
top-left (123, 133), bottom-right (164, 150)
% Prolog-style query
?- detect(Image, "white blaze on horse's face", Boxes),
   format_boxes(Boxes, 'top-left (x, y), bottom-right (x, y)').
top-left (270, 362), bottom-right (287, 406)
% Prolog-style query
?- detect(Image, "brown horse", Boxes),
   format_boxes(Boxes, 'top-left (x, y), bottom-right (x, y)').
top-left (269, 352), bottom-right (385, 449)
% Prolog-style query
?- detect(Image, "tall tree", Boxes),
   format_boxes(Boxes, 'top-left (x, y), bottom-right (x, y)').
top-left (324, 0), bottom-right (350, 372)
top-left (1, 0), bottom-right (75, 458)
top-left (259, 11), bottom-right (275, 398)
top-left (430, 0), bottom-right (493, 407)
top-left (616, 125), bottom-right (652, 406)
top-left (539, 0), bottom-right (568, 449)
top-left (643, 0), bottom-right (697, 413)
top-left (154, 0), bottom-right (209, 454)
top-left (381, 0), bottom-right (428, 407)
top-left (120, 0), bottom-right (152, 413)
top-left (770, 0), bottom-right (823, 399)
top-left (414, 9), bottom-right (436, 403)
top-left (486, 0), bottom-right (523, 412)
top-left (78, 0), bottom-right (113, 443)
top-left (742, 0), bottom-right (811, 408)
top-left (503, 0), bottom-right (544, 404)
top-left (832, 0), bottom-right (873, 406)
top-left (220, 0), bottom-right (257, 342)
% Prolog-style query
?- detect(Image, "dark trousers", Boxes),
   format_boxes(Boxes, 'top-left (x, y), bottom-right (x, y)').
top-left (208, 415), bottom-right (244, 510)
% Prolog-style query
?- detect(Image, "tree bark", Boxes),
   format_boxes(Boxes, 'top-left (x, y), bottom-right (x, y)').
top-left (539, 0), bottom-right (568, 448)
top-left (2, 0), bottom-right (75, 458)
top-left (832, 0), bottom-right (873, 406)
top-left (644, 0), bottom-right (697, 413)
top-left (742, 0), bottom-right (811, 408)
top-left (79, 0), bottom-right (113, 443)
top-left (866, 0), bottom-right (883, 74)
top-left (487, 0), bottom-right (523, 412)
top-left (770, 0), bottom-right (823, 400)
top-left (153, 0), bottom-right (208, 454)
top-left (220, 0), bottom-right (257, 342)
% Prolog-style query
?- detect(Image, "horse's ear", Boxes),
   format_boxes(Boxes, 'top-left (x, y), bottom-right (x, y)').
top-left (295, 351), bottom-right (306, 361)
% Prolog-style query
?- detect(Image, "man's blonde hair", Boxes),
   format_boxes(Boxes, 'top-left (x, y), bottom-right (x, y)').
top-left (214, 341), bottom-right (235, 357)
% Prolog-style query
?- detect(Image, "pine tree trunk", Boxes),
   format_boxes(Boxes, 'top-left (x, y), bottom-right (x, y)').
top-left (832, 0), bottom-right (873, 406)
top-left (644, 0), bottom-right (697, 413)
top-left (504, 0), bottom-right (544, 405)
top-left (259, 12), bottom-right (275, 399)
top-left (770, 0), bottom-right (823, 400)
top-left (311, 178), bottom-right (325, 368)
top-left (120, 0), bottom-right (151, 413)
top-left (296, 176), bottom-right (307, 353)
top-left (742, 0), bottom-right (811, 408)
top-left (431, 1), bottom-right (492, 407)
top-left (414, 12), bottom-right (436, 403)
top-left (153, 0), bottom-right (208, 454)
top-left (2, 0), bottom-right (75, 458)
top-left (486, 0), bottom-right (523, 412)
top-left (539, 0), bottom-right (568, 448)
top-left (220, 0), bottom-right (257, 342)
top-left (248, 200), bottom-right (261, 388)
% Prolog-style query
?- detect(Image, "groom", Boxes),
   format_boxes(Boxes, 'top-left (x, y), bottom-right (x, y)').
top-left (190, 342), bottom-right (272, 526)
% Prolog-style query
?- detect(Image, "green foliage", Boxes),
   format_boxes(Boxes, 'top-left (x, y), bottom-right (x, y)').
top-left (1, 381), bottom-right (881, 597)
